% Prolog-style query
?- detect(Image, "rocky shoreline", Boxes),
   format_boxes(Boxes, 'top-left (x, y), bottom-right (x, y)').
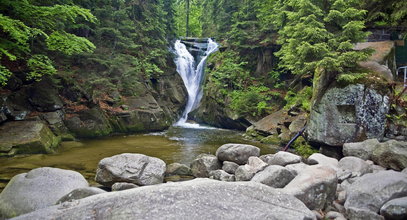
top-left (0, 139), bottom-right (406, 220)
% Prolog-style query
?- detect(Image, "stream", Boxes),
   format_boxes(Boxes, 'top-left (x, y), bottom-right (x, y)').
top-left (0, 127), bottom-right (277, 192)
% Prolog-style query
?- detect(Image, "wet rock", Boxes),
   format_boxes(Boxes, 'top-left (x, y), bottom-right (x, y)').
top-left (216, 143), bottom-right (260, 165)
top-left (222, 161), bottom-right (239, 174)
top-left (13, 179), bottom-right (316, 220)
top-left (0, 167), bottom-right (88, 219)
top-left (266, 151), bottom-right (302, 166)
top-left (235, 157), bottom-right (268, 181)
top-left (380, 197), bottom-right (407, 220)
top-left (111, 182), bottom-right (139, 191)
top-left (282, 165), bottom-right (338, 210)
top-left (307, 84), bottom-right (390, 147)
top-left (209, 170), bottom-right (235, 182)
top-left (95, 153), bottom-right (166, 187)
top-left (56, 187), bottom-right (106, 204)
top-left (344, 170), bottom-right (407, 215)
top-left (0, 121), bottom-right (60, 156)
top-left (190, 154), bottom-right (221, 178)
top-left (371, 140), bottom-right (407, 171)
top-left (251, 165), bottom-right (295, 188)
top-left (166, 163), bottom-right (192, 176)
top-left (343, 139), bottom-right (381, 160)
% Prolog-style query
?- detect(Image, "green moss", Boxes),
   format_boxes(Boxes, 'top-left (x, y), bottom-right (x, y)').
top-left (292, 136), bottom-right (319, 158)
top-left (284, 87), bottom-right (313, 112)
top-left (260, 135), bottom-right (281, 145)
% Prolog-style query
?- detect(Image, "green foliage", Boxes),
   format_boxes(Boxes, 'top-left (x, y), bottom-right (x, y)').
top-left (46, 31), bottom-right (95, 55)
top-left (337, 72), bottom-right (368, 84)
top-left (0, 65), bottom-right (12, 86)
top-left (230, 86), bottom-right (272, 117)
top-left (284, 87), bottom-right (313, 112)
top-left (292, 136), bottom-right (319, 158)
top-left (27, 55), bottom-right (57, 80)
top-left (174, 0), bottom-right (202, 37)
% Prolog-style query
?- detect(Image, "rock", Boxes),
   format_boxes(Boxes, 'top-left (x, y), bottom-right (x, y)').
top-left (56, 187), bottom-right (106, 204)
top-left (325, 211), bottom-right (345, 219)
top-left (28, 80), bottom-right (63, 112)
top-left (313, 210), bottom-right (323, 220)
top-left (209, 170), bottom-right (235, 182)
top-left (289, 114), bottom-right (307, 134)
top-left (307, 84), bottom-right (390, 147)
top-left (222, 161), bottom-right (239, 174)
top-left (235, 157), bottom-right (268, 181)
top-left (190, 154), bottom-right (221, 178)
top-left (251, 165), bottom-right (295, 188)
top-left (403, 168), bottom-right (407, 174)
top-left (13, 179), bottom-right (316, 220)
top-left (372, 164), bottom-right (387, 173)
top-left (371, 140), bottom-right (407, 171)
top-left (165, 163), bottom-right (192, 176)
top-left (344, 170), bottom-right (407, 215)
top-left (250, 109), bottom-right (291, 136)
top-left (343, 139), bottom-right (381, 160)
top-left (338, 156), bottom-right (372, 179)
top-left (0, 167), bottom-right (88, 219)
top-left (346, 207), bottom-right (385, 220)
top-left (259, 154), bottom-right (274, 163)
top-left (95, 153), bottom-right (166, 187)
top-left (64, 107), bottom-right (113, 138)
top-left (111, 182), bottom-right (139, 191)
top-left (216, 143), bottom-right (260, 165)
top-left (266, 151), bottom-right (302, 166)
top-left (308, 153), bottom-right (339, 171)
top-left (285, 163), bottom-right (310, 176)
top-left (282, 165), bottom-right (338, 210)
top-left (380, 197), bottom-right (407, 220)
top-left (0, 121), bottom-right (60, 156)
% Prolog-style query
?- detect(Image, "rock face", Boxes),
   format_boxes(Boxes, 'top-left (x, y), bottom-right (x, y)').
top-left (307, 84), bottom-right (390, 146)
top-left (251, 165), bottom-right (295, 188)
top-left (13, 179), bottom-right (316, 220)
top-left (216, 143), bottom-right (260, 165)
top-left (371, 140), bottom-right (407, 171)
top-left (344, 170), bottom-right (407, 217)
top-left (0, 167), bottom-right (88, 219)
top-left (343, 139), bottom-right (380, 160)
top-left (56, 187), bottom-right (106, 204)
top-left (380, 197), bottom-right (407, 220)
top-left (95, 153), bottom-right (166, 187)
top-left (190, 154), bottom-right (221, 178)
top-left (0, 121), bottom-right (60, 156)
top-left (282, 165), bottom-right (338, 210)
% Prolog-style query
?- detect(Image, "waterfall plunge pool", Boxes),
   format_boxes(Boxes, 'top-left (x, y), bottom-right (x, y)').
top-left (0, 126), bottom-right (278, 192)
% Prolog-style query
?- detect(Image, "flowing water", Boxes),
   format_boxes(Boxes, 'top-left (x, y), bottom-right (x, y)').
top-left (173, 38), bottom-right (218, 128)
top-left (0, 127), bottom-right (278, 192)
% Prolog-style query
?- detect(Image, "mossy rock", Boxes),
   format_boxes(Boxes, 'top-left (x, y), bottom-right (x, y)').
top-left (64, 108), bottom-right (113, 138)
top-left (260, 135), bottom-right (281, 145)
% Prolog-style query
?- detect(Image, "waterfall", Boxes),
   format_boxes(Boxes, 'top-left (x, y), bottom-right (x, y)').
top-left (173, 38), bottom-right (219, 128)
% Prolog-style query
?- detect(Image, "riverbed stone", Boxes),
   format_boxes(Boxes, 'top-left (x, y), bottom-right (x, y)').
top-left (111, 182), bottom-right (139, 191)
top-left (190, 154), bottom-right (221, 178)
top-left (56, 187), bottom-right (106, 204)
top-left (344, 170), bottom-right (407, 215)
top-left (380, 197), bottom-right (407, 220)
top-left (235, 157), bottom-right (268, 181)
top-left (209, 170), bottom-right (235, 182)
top-left (285, 163), bottom-right (310, 176)
top-left (222, 161), bottom-right (239, 174)
top-left (251, 165), bottom-right (295, 188)
top-left (0, 167), bottom-right (88, 219)
top-left (166, 163), bottom-right (192, 176)
top-left (282, 165), bottom-right (338, 210)
top-left (338, 156), bottom-right (372, 180)
top-left (0, 121), bottom-right (60, 156)
top-left (13, 179), bottom-right (316, 220)
top-left (343, 139), bottom-right (380, 160)
top-left (371, 140), bottom-right (407, 171)
top-left (266, 151), bottom-right (302, 166)
top-left (308, 153), bottom-right (339, 171)
top-left (216, 143), bottom-right (260, 165)
top-left (95, 153), bottom-right (166, 187)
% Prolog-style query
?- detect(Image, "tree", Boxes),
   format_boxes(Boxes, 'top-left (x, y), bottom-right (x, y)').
top-left (0, 0), bottom-right (96, 85)
top-left (174, 0), bottom-right (202, 37)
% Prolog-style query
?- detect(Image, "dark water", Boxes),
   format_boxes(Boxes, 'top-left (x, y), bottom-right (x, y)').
top-left (0, 127), bottom-right (278, 191)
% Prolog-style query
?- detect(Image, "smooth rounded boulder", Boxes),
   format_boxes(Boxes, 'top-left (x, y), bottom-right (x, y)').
top-left (0, 167), bottom-right (88, 219)
top-left (13, 179), bottom-right (316, 220)
top-left (216, 143), bottom-right (260, 165)
top-left (95, 153), bottom-right (166, 187)
top-left (380, 197), bottom-right (407, 220)
top-left (190, 154), bottom-right (221, 178)
top-left (251, 165), bottom-right (295, 188)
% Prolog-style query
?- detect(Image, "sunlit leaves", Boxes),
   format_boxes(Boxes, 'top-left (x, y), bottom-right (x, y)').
top-left (46, 31), bottom-right (95, 55)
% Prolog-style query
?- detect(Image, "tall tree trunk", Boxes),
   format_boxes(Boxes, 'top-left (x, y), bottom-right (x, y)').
top-left (186, 0), bottom-right (190, 37)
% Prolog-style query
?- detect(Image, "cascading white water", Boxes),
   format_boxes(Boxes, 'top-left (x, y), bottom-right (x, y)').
top-left (173, 38), bottom-right (219, 128)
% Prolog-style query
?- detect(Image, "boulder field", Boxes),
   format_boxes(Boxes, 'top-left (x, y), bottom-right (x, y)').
top-left (1, 141), bottom-right (407, 219)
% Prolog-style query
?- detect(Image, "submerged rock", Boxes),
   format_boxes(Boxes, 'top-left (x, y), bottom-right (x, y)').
top-left (13, 179), bottom-right (316, 220)
top-left (95, 153), bottom-right (166, 187)
top-left (216, 143), bottom-right (260, 165)
top-left (190, 154), bottom-right (221, 178)
top-left (0, 167), bottom-right (88, 219)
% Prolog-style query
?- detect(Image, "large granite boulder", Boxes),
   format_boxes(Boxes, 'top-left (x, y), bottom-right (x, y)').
top-left (95, 153), bottom-right (166, 187)
top-left (0, 167), bottom-right (88, 219)
top-left (251, 165), bottom-right (296, 188)
top-left (344, 170), bottom-right (407, 218)
top-left (190, 154), bottom-right (221, 178)
top-left (265, 151), bottom-right (302, 166)
top-left (338, 156), bottom-right (372, 179)
top-left (371, 140), bottom-right (407, 171)
top-left (13, 179), bottom-right (316, 220)
top-left (282, 165), bottom-right (338, 210)
top-left (307, 84), bottom-right (389, 147)
top-left (0, 121), bottom-right (60, 156)
top-left (235, 157), bottom-right (268, 181)
top-left (343, 139), bottom-right (380, 160)
top-left (380, 197), bottom-right (407, 220)
top-left (216, 144), bottom-right (260, 165)
top-left (308, 153), bottom-right (339, 171)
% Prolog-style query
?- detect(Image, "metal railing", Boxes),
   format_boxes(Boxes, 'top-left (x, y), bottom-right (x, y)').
top-left (397, 66), bottom-right (407, 88)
